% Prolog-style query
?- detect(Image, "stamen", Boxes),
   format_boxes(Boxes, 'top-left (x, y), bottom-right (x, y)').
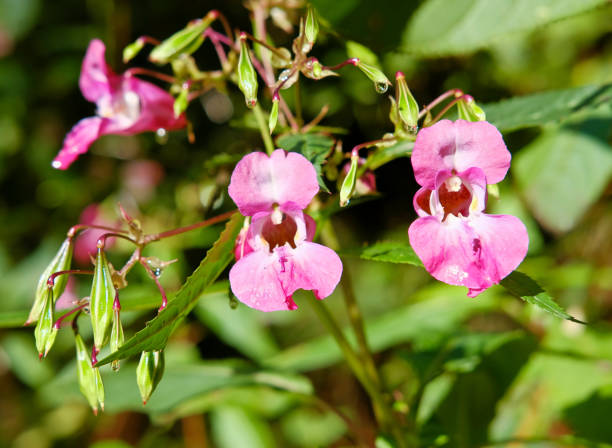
top-left (438, 176), bottom-right (472, 219)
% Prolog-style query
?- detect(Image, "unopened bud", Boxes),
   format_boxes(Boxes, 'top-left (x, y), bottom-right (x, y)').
top-left (305, 6), bottom-right (319, 49)
top-left (123, 37), bottom-right (145, 63)
top-left (269, 95), bottom-right (279, 134)
top-left (395, 72), bottom-right (419, 131)
top-left (137, 350), bottom-right (165, 405)
top-left (174, 84), bottom-right (189, 118)
top-left (149, 13), bottom-right (216, 64)
top-left (355, 60), bottom-right (391, 94)
top-left (34, 288), bottom-right (56, 358)
top-left (28, 237), bottom-right (73, 325)
top-left (90, 248), bottom-right (116, 351)
top-left (340, 152), bottom-right (359, 207)
top-left (457, 95), bottom-right (486, 122)
top-left (238, 33), bottom-right (258, 108)
top-left (75, 332), bottom-right (105, 414)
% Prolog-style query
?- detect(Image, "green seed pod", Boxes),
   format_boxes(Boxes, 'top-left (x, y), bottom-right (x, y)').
top-left (90, 248), bottom-right (116, 351)
top-left (395, 71), bottom-right (419, 131)
top-left (75, 333), bottom-right (104, 415)
top-left (304, 5), bottom-right (319, 49)
top-left (340, 153), bottom-right (359, 207)
top-left (109, 294), bottom-right (124, 371)
top-left (27, 237), bottom-right (73, 325)
top-left (123, 37), bottom-right (145, 63)
top-left (457, 95), bottom-right (486, 122)
top-left (174, 85), bottom-right (189, 118)
top-left (238, 33), bottom-right (258, 108)
top-left (355, 60), bottom-right (391, 94)
top-left (149, 13), bottom-right (216, 64)
top-left (268, 96), bottom-right (279, 134)
top-left (34, 288), bottom-right (56, 358)
top-left (137, 350), bottom-right (165, 405)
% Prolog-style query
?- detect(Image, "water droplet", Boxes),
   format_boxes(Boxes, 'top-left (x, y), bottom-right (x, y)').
top-left (278, 69), bottom-right (291, 82)
top-left (153, 268), bottom-right (162, 277)
top-left (111, 360), bottom-right (120, 371)
top-left (51, 160), bottom-right (62, 169)
top-left (375, 82), bottom-right (389, 94)
top-left (155, 128), bottom-right (168, 144)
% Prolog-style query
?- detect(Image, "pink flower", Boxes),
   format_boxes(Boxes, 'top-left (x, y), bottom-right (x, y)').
top-left (228, 150), bottom-right (343, 311)
top-left (408, 120), bottom-right (528, 297)
top-left (74, 204), bottom-right (117, 265)
top-left (52, 39), bottom-right (186, 169)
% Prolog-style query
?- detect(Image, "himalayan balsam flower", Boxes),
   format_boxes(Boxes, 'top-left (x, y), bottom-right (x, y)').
top-left (408, 120), bottom-right (528, 297)
top-left (228, 150), bottom-right (342, 311)
top-left (52, 39), bottom-right (186, 169)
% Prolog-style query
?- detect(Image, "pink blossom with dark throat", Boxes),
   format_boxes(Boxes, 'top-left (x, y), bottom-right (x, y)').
top-left (52, 39), bottom-right (186, 169)
top-left (228, 150), bottom-right (342, 311)
top-left (408, 120), bottom-right (528, 297)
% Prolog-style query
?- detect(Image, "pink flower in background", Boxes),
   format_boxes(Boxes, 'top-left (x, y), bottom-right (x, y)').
top-left (52, 39), bottom-right (186, 170)
top-left (228, 150), bottom-right (342, 311)
top-left (408, 120), bottom-right (528, 297)
top-left (74, 204), bottom-right (117, 265)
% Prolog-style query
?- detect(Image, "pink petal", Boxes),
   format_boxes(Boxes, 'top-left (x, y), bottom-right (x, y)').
top-left (228, 150), bottom-right (319, 216)
top-left (79, 39), bottom-right (114, 103)
top-left (412, 120), bottom-right (511, 189)
top-left (52, 117), bottom-right (103, 169)
top-left (280, 242), bottom-right (343, 300)
top-left (229, 250), bottom-right (296, 312)
top-left (408, 213), bottom-right (528, 296)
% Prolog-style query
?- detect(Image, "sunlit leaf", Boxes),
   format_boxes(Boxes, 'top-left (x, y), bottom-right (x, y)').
top-left (277, 133), bottom-right (334, 193)
top-left (345, 241), bottom-right (423, 267)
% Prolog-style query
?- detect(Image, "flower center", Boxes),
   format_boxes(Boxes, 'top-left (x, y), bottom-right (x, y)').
top-left (438, 175), bottom-right (472, 219)
top-left (261, 209), bottom-right (298, 251)
top-left (97, 90), bottom-right (141, 127)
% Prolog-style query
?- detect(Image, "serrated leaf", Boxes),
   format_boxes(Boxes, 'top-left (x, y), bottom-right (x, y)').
top-left (95, 213), bottom-right (242, 366)
top-left (484, 83), bottom-right (612, 132)
top-left (276, 134), bottom-right (334, 193)
top-left (500, 271), bottom-right (584, 323)
top-left (346, 241), bottom-right (423, 267)
top-left (403, 0), bottom-right (610, 56)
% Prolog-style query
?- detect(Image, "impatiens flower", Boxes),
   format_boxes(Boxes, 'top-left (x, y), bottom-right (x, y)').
top-left (408, 120), bottom-right (528, 297)
top-left (52, 39), bottom-right (186, 169)
top-left (228, 150), bottom-right (343, 311)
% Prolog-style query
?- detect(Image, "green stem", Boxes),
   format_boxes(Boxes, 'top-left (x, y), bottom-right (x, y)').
top-left (253, 103), bottom-right (275, 155)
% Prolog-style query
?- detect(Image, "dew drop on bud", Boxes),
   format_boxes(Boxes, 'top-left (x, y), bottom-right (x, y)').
top-left (375, 82), bottom-right (389, 94)
top-left (155, 128), bottom-right (168, 144)
top-left (278, 69), bottom-right (291, 82)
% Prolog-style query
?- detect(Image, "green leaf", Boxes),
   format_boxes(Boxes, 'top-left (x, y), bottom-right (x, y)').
top-left (95, 213), bottom-right (243, 366)
top-left (512, 125), bottom-right (612, 233)
top-left (403, 0), bottom-right (610, 56)
top-left (483, 83), bottom-right (612, 132)
top-left (211, 406), bottom-right (276, 448)
top-left (345, 241), bottom-right (423, 267)
top-left (365, 140), bottom-right (414, 171)
top-left (500, 271), bottom-right (584, 323)
top-left (346, 40), bottom-right (381, 68)
top-left (276, 134), bottom-right (334, 193)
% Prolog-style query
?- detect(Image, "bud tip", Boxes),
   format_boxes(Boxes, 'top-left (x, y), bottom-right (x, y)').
top-left (395, 71), bottom-right (405, 80)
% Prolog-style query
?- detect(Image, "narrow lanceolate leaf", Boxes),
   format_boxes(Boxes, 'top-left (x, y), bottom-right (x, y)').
top-left (403, 0), bottom-right (610, 56)
top-left (90, 248), bottom-right (116, 350)
top-left (345, 241), bottom-right (423, 267)
top-left (96, 213), bottom-right (243, 366)
top-left (484, 83), bottom-right (612, 132)
top-left (28, 237), bottom-right (73, 325)
top-left (500, 271), bottom-right (585, 323)
top-left (149, 13), bottom-right (215, 64)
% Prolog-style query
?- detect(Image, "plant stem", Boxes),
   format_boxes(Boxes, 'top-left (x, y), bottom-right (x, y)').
top-left (252, 103), bottom-right (275, 155)
top-left (144, 210), bottom-right (236, 242)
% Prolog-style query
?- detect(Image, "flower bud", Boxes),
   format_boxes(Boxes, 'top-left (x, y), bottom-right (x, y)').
top-left (238, 33), bottom-right (258, 108)
top-left (340, 152), bottom-right (359, 207)
top-left (27, 237), bottom-right (73, 325)
top-left (137, 350), bottom-right (165, 405)
top-left (90, 248), bottom-right (116, 351)
top-left (34, 288), bottom-right (56, 358)
top-left (269, 95), bottom-right (279, 134)
top-left (395, 72), bottom-right (419, 131)
top-left (149, 12), bottom-right (216, 64)
top-left (305, 6), bottom-right (319, 49)
top-left (355, 59), bottom-right (391, 93)
top-left (123, 37), bottom-right (145, 63)
top-left (110, 293), bottom-right (124, 371)
top-left (457, 95), bottom-right (486, 122)
top-left (174, 84), bottom-right (189, 118)
top-left (75, 332), bottom-right (105, 415)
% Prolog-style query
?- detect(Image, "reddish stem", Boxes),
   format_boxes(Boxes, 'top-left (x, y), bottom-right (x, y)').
top-left (53, 303), bottom-right (88, 329)
top-left (97, 233), bottom-right (137, 249)
top-left (209, 9), bottom-right (233, 41)
top-left (429, 94), bottom-right (470, 125)
top-left (139, 259), bottom-right (168, 313)
top-left (326, 58), bottom-right (359, 71)
top-left (125, 68), bottom-right (176, 84)
top-left (68, 224), bottom-right (126, 238)
top-left (351, 137), bottom-right (397, 158)
top-left (144, 210), bottom-right (236, 242)
top-left (417, 88), bottom-right (463, 120)
top-left (204, 28), bottom-right (229, 68)
top-left (135, 35), bottom-right (161, 46)
top-left (47, 269), bottom-right (94, 288)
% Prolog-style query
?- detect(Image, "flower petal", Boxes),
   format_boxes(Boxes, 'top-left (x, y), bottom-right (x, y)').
top-left (229, 250), bottom-right (296, 311)
top-left (412, 120), bottom-right (510, 188)
top-left (52, 117), bottom-right (103, 169)
top-left (279, 242), bottom-right (343, 300)
top-left (408, 213), bottom-right (528, 296)
top-left (79, 39), bottom-right (113, 103)
top-left (228, 150), bottom-right (319, 216)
